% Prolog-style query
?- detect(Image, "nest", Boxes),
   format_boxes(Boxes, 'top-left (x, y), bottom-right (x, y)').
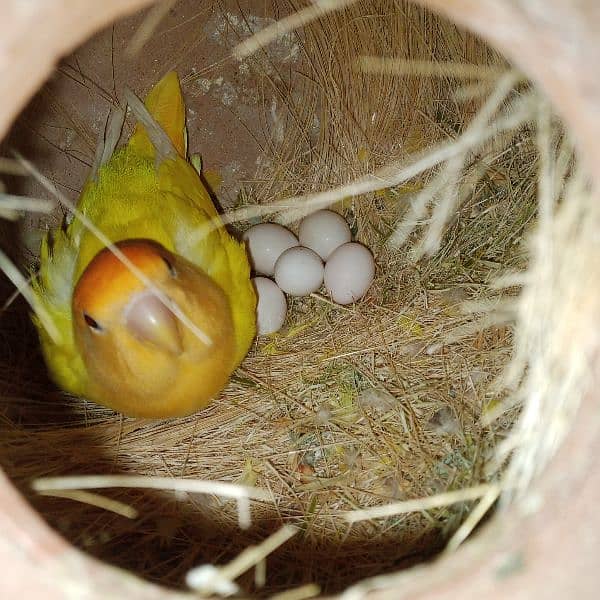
top-left (0, 1), bottom-right (590, 598)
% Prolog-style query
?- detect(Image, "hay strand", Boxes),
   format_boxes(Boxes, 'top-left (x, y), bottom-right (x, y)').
top-left (186, 525), bottom-right (298, 595)
top-left (233, 0), bottom-right (356, 60)
top-left (344, 483), bottom-right (500, 523)
top-left (32, 474), bottom-right (272, 501)
top-left (36, 489), bottom-right (139, 519)
top-left (357, 57), bottom-right (510, 79)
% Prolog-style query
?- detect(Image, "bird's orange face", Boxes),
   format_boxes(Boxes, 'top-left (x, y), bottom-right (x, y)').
top-left (72, 240), bottom-right (236, 417)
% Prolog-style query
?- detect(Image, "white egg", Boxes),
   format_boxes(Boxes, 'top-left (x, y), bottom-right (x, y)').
top-left (243, 223), bottom-right (298, 276)
top-left (298, 209), bottom-right (352, 260)
top-left (324, 242), bottom-right (375, 305)
top-left (253, 277), bottom-right (287, 335)
top-left (274, 246), bottom-right (324, 296)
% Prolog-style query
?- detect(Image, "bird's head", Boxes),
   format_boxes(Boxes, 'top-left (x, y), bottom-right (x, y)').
top-left (72, 239), bottom-right (235, 417)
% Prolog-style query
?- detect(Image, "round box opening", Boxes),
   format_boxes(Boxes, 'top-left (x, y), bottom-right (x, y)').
top-left (0, 1), bottom-right (589, 598)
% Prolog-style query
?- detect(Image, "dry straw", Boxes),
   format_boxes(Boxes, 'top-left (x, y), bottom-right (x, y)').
top-left (0, 0), bottom-right (585, 596)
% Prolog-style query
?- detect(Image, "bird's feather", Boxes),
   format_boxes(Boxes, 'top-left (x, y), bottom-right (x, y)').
top-left (32, 72), bottom-right (256, 411)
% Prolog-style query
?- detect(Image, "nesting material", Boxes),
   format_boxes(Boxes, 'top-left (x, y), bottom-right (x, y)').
top-left (0, 0), bottom-right (553, 596)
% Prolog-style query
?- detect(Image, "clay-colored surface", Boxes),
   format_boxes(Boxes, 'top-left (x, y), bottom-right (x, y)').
top-left (0, 0), bottom-right (598, 598)
top-left (0, 1), bottom-right (153, 143)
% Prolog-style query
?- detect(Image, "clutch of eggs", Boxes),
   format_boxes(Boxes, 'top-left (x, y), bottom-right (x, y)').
top-left (246, 210), bottom-right (375, 335)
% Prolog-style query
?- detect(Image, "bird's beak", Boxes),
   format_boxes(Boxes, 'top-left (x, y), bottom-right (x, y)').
top-left (124, 292), bottom-right (183, 355)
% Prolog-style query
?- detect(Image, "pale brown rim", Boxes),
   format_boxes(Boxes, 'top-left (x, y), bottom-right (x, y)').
top-left (0, 1), bottom-right (598, 598)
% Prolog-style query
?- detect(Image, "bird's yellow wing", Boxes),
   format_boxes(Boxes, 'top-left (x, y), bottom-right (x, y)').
top-left (32, 229), bottom-right (86, 395)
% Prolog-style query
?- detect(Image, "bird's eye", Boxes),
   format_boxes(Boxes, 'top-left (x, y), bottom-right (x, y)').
top-left (162, 255), bottom-right (177, 277)
top-left (83, 312), bottom-right (103, 332)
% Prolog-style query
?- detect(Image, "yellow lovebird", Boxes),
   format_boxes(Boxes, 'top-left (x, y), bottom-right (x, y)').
top-left (31, 72), bottom-right (256, 418)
